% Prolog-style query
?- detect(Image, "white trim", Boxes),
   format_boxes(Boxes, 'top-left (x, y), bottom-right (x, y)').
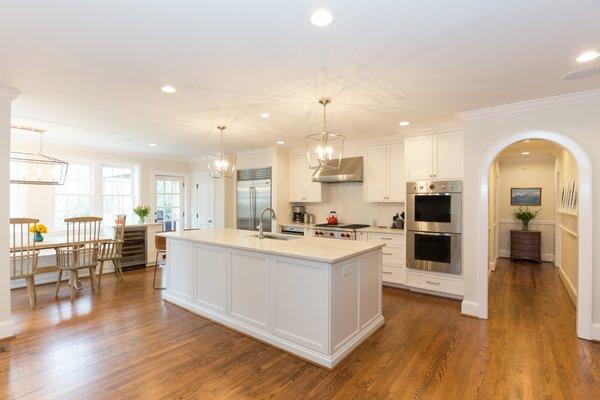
top-left (456, 89), bottom-right (600, 121)
top-left (0, 87), bottom-right (21, 101)
top-left (592, 323), bottom-right (600, 341)
top-left (474, 130), bottom-right (593, 340)
top-left (0, 319), bottom-right (15, 340)
top-left (558, 266), bottom-right (577, 305)
top-left (559, 224), bottom-right (578, 239)
top-left (461, 300), bottom-right (479, 317)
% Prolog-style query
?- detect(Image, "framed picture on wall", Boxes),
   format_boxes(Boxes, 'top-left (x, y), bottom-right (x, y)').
top-left (511, 187), bottom-right (542, 206)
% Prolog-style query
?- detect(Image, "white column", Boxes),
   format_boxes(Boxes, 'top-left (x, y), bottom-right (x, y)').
top-left (0, 87), bottom-right (21, 339)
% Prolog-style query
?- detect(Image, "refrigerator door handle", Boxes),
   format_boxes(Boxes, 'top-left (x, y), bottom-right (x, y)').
top-left (250, 186), bottom-right (255, 230)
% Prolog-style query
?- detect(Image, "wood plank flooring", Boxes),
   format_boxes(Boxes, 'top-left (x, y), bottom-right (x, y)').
top-left (2, 259), bottom-right (600, 399)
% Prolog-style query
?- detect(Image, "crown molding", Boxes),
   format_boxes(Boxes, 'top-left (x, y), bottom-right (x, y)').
top-left (456, 89), bottom-right (600, 121)
top-left (355, 121), bottom-right (463, 146)
top-left (0, 87), bottom-right (21, 101)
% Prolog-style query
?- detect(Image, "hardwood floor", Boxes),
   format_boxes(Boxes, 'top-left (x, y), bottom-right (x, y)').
top-left (2, 260), bottom-right (600, 399)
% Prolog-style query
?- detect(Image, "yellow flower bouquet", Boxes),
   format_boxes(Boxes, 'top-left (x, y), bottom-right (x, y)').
top-left (29, 223), bottom-right (48, 242)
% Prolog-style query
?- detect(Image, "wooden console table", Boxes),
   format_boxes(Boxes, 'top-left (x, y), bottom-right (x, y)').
top-left (510, 230), bottom-right (541, 263)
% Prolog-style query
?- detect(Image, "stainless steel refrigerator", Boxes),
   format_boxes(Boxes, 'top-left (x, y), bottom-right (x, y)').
top-left (236, 168), bottom-right (272, 232)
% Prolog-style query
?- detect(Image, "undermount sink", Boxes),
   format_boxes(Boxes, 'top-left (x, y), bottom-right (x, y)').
top-left (247, 233), bottom-right (300, 241)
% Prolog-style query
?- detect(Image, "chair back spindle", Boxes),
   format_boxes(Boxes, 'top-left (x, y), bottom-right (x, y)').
top-left (9, 218), bottom-right (39, 279)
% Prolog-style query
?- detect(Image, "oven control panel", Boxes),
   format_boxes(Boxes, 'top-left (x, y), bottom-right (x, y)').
top-left (313, 230), bottom-right (356, 240)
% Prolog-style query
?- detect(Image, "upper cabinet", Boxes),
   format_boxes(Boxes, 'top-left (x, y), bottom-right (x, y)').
top-left (405, 132), bottom-right (463, 181)
top-left (288, 154), bottom-right (323, 202)
top-left (364, 142), bottom-right (405, 202)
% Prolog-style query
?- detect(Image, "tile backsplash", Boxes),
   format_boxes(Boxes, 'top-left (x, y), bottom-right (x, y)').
top-left (291, 182), bottom-right (404, 227)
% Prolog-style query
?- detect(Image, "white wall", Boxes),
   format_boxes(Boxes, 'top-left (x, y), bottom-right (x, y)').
top-left (458, 93), bottom-right (599, 334)
top-left (496, 157), bottom-right (556, 261)
top-left (1, 88), bottom-right (20, 339)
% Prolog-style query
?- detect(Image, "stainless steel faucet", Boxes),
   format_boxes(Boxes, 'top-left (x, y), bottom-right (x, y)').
top-left (257, 208), bottom-right (277, 239)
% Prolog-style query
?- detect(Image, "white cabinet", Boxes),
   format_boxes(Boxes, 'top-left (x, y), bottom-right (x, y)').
top-left (405, 132), bottom-right (463, 181)
top-left (288, 154), bottom-right (323, 202)
top-left (364, 143), bottom-right (405, 202)
top-left (367, 232), bottom-right (406, 285)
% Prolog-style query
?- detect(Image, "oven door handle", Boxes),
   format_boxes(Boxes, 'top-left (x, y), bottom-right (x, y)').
top-left (413, 231), bottom-right (453, 237)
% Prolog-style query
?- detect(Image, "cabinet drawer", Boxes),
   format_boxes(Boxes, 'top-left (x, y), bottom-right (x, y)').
top-left (406, 272), bottom-right (463, 295)
top-left (381, 245), bottom-right (405, 266)
top-left (368, 233), bottom-right (405, 247)
top-left (382, 265), bottom-right (405, 285)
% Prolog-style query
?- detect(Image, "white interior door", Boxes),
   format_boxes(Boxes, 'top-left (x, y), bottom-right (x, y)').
top-left (194, 174), bottom-right (215, 229)
top-left (155, 175), bottom-right (185, 231)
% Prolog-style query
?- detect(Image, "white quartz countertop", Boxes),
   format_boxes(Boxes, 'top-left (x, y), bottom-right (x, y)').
top-left (158, 228), bottom-right (384, 263)
top-left (357, 226), bottom-right (405, 234)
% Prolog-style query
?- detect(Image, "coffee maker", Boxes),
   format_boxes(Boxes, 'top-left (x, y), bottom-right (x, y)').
top-left (293, 205), bottom-right (306, 223)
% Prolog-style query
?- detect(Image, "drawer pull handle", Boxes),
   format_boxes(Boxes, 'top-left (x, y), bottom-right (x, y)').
top-left (382, 252), bottom-right (392, 255)
top-left (380, 237), bottom-right (392, 241)
top-left (382, 271), bottom-right (392, 275)
top-left (426, 280), bottom-right (440, 285)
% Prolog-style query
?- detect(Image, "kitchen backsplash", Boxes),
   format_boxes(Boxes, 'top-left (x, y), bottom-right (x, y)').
top-left (291, 182), bottom-right (404, 226)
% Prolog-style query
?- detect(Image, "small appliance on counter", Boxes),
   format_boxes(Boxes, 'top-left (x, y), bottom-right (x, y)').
top-left (293, 205), bottom-right (306, 223)
top-left (392, 212), bottom-right (405, 229)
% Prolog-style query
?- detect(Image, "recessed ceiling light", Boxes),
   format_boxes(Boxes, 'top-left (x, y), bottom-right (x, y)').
top-left (521, 151), bottom-right (530, 155)
top-left (161, 85), bottom-right (176, 94)
top-left (576, 50), bottom-right (600, 63)
top-left (311, 9), bottom-right (333, 27)
top-left (399, 121), bottom-right (411, 126)
top-left (276, 140), bottom-right (285, 145)
top-left (149, 143), bottom-right (158, 147)
top-left (261, 112), bottom-right (270, 119)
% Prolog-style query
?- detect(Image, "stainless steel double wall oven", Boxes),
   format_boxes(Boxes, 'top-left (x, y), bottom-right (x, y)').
top-left (406, 180), bottom-right (462, 275)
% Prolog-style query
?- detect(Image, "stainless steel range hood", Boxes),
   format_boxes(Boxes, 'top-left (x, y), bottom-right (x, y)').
top-left (311, 156), bottom-right (363, 183)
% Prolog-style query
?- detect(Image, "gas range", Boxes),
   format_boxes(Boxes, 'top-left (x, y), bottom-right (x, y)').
top-left (312, 223), bottom-right (370, 240)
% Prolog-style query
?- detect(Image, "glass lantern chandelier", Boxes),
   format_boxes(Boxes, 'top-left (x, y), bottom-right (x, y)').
top-left (207, 125), bottom-right (236, 178)
top-left (10, 126), bottom-right (69, 185)
top-left (306, 97), bottom-right (344, 170)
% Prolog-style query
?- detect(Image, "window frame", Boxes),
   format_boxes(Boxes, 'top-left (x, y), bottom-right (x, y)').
top-left (51, 161), bottom-right (94, 230)
top-left (100, 163), bottom-right (140, 222)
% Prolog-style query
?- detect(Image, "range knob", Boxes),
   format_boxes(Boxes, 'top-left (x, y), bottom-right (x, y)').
top-left (419, 186), bottom-right (424, 189)
top-left (329, 232), bottom-right (335, 237)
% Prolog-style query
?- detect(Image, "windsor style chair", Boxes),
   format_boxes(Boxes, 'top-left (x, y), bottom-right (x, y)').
top-left (97, 214), bottom-right (126, 288)
top-left (10, 218), bottom-right (40, 308)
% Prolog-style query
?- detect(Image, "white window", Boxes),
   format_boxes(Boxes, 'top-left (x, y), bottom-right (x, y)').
top-left (9, 184), bottom-right (26, 218)
top-left (155, 175), bottom-right (184, 231)
top-left (54, 164), bottom-right (92, 228)
top-left (101, 165), bottom-right (137, 222)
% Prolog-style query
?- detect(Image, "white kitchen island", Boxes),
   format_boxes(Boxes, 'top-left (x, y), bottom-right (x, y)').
top-left (159, 228), bottom-right (385, 369)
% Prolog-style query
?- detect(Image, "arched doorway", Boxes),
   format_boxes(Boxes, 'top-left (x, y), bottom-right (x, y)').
top-left (478, 130), bottom-right (593, 339)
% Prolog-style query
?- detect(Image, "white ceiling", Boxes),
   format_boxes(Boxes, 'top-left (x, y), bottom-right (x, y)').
top-left (496, 139), bottom-right (562, 161)
top-left (2, 0), bottom-right (600, 158)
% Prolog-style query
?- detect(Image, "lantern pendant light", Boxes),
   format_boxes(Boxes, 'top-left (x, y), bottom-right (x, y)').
top-left (306, 97), bottom-right (344, 170)
top-left (10, 125), bottom-right (69, 185)
top-left (207, 125), bottom-right (236, 178)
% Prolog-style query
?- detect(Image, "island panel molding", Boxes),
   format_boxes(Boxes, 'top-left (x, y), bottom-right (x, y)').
top-left (162, 229), bottom-right (385, 369)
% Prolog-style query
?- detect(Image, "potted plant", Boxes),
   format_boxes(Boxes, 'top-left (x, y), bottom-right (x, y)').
top-left (29, 223), bottom-right (48, 242)
top-left (133, 205), bottom-right (151, 224)
top-left (512, 206), bottom-right (541, 231)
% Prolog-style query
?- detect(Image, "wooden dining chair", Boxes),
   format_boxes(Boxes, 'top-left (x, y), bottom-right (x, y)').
top-left (97, 214), bottom-right (126, 288)
top-left (55, 216), bottom-right (103, 300)
top-left (10, 218), bottom-right (40, 308)
top-left (153, 231), bottom-right (167, 290)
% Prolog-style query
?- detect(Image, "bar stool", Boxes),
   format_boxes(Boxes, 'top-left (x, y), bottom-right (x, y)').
top-left (153, 232), bottom-right (167, 290)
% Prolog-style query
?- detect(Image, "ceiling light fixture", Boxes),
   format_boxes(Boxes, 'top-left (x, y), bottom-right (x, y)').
top-left (10, 125), bottom-right (69, 185)
top-left (148, 143), bottom-right (158, 147)
top-left (276, 140), bottom-right (285, 145)
top-left (521, 151), bottom-right (530, 155)
top-left (260, 112), bottom-right (270, 119)
top-left (311, 9), bottom-right (333, 27)
top-left (306, 97), bottom-right (344, 170)
top-left (576, 50), bottom-right (600, 63)
top-left (399, 121), bottom-right (411, 126)
top-left (207, 125), bottom-right (236, 179)
top-left (161, 85), bottom-right (176, 93)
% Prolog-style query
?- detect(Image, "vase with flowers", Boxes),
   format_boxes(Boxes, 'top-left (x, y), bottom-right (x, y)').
top-left (512, 206), bottom-right (541, 231)
top-left (133, 205), bottom-right (151, 224)
top-left (29, 223), bottom-right (48, 242)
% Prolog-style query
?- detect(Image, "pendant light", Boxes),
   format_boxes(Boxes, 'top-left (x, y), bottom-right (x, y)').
top-left (10, 126), bottom-right (69, 185)
top-left (207, 125), bottom-right (236, 178)
top-left (306, 97), bottom-right (344, 170)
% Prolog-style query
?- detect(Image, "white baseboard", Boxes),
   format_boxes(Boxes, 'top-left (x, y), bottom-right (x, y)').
top-left (0, 319), bottom-right (15, 340)
top-left (592, 323), bottom-right (600, 341)
top-left (498, 250), bottom-right (554, 263)
top-left (461, 300), bottom-right (481, 318)
top-left (558, 266), bottom-right (577, 305)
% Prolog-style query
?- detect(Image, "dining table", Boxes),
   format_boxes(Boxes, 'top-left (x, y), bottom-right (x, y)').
top-left (10, 227), bottom-right (115, 288)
